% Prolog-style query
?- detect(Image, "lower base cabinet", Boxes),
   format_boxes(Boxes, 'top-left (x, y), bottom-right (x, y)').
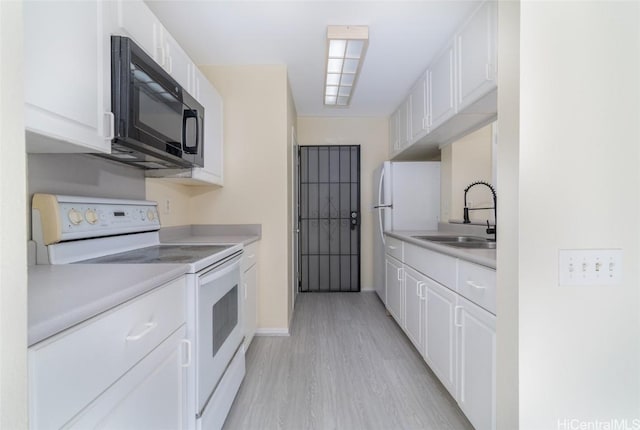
top-left (67, 326), bottom-right (188, 429)
top-left (424, 277), bottom-right (457, 397)
top-left (242, 241), bottom-right (260, 350)
top-left (385, 256), bottom-right (404, 324)
top-left (456, 296), bottom-right (496, 430)
top-left (384, 234), bottom-right (496, 430)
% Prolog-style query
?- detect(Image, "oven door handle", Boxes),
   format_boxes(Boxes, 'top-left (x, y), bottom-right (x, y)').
top-left (199, 254), bottom-right (242, 282)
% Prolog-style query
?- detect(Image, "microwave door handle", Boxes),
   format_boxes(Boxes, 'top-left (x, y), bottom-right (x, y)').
top-left (182, 110), bottom-right (198, 154)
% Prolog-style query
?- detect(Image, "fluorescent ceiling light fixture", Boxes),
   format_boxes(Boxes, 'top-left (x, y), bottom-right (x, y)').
top-left (324, 25), bottom-right (368, 107)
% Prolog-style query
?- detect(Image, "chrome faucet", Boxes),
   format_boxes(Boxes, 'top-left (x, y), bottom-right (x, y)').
top-left (463, 181), bottom-right (497, 241)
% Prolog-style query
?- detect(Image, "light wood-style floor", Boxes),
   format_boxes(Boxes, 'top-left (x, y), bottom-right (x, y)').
top-left (224, 292), bottom-right (473, 430)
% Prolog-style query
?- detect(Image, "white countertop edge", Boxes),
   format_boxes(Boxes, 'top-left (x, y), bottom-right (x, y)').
top-left (385, 230), bottom-right (496, 269)
top-left (28, 264), bottom-right (188, 347)
top-left (161, 234), bottom-right (260, 247)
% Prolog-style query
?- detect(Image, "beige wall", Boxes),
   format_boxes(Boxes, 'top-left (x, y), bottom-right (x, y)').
top-left (440, 124), bottom-right (494, 224)
top-left (145, 180), bottom-right (193, 226)
top-left (497, 1), bottom-right (640, 428)
top-left (0, 0), bottom-right (28, 427)
top-left (148, 65), bottom-right (292, 332)
top-left (296, 117), bottom-right (389, 291)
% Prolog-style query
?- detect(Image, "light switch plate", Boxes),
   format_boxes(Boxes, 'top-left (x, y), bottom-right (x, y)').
top-left (559, 249), bottom-right (623, 286)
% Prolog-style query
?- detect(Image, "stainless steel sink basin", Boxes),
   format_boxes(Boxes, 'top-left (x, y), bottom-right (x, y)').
top-left (412, 235), bottom-right (487, 243)
top-left (411, 235), bottom-right (496, 250)
top-left (443, 241), bottom-right (496, 250)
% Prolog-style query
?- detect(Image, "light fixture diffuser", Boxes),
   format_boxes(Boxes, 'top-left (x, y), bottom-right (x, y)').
top-left (324, 25), bottom-right (369, 107)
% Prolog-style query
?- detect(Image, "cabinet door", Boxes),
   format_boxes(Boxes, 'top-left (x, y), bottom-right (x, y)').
top-left (456, 1), bottom-right (497, 111)
top-left (385, 256), bottom-right (403, 325)
top-left (388, 110), bottom-right (399, 156)
top-left (424, 278), bottom-right (457, 396)
top-left (397, 99), bottom-right (411, 151)
top-left (428, 41), bottom-right (456, 130)
top-left (403, 266), bottom-right (426, 355)
top-left (163, 31), bottom-right (195, 94)
top-left (24, 0), bottom-right (111, 153)
top-left (456, 296), bottom-right (496, 430)
top-left (117, 0), bottom-right (160, 60)
top-left (243, 263), bottom-right (258, 350)
top-left (409, 73), bottom-right (428, 141)
top-left (192, 72), bottom-right (224, 185)
top-left (67, 326), bottom-right (189, 430)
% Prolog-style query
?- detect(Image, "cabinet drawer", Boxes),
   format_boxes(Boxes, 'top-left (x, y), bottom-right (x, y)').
top-left (384, 235), bottom-right (404, 260)
top-left (457, 260), bottom-right (496, 314)
top-left (29, 277), bottom-right (186, 429)
top-left (242, 241), bottom-right (259, 272)
top-left (404, 242), bottom-right (457, 289)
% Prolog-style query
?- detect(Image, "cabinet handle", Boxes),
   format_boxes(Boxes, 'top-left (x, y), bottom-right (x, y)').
top-left (125, 322), bottom-right (157, 341)
top-left (168, 55), bottom-right (173, 74)
top-left (454, 306), bottom-right (463, 328)
top-left (466, 280), bottom-right (485, 290)
top-left (244, 282), bottom-right (247, 299)
top-left (397, 267), bottom-right (403, 281)
top-left (485, 63), bottom-right (495, 80)
top-left (104, 112), bottom-right (114, 140)
top-left (388, 246), bottom-right (397, 250)
top-left (180, 339), bottom-right (192, 368)
top-left (417, 282), bottom-right (426, 300)
top-left (247, 254), bottom-right (255, 259)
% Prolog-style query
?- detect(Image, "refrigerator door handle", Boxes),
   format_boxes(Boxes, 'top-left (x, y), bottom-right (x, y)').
top-left (376, 167), bottom-right (387, 246)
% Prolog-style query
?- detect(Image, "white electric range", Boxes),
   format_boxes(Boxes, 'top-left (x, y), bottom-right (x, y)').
top-left (31, 193), bottom-right (245, 430)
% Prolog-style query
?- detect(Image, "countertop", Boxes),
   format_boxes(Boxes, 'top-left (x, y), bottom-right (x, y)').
top-left (385, 230), bottom-right (496, 269)
top-left (28, 264), bottom-right (188, 346)
top-left (28, 224), bottom-right (261, 347)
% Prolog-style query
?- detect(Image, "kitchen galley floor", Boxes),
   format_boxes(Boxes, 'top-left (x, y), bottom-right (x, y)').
top-left (223, 292), bottom-right (473, 430)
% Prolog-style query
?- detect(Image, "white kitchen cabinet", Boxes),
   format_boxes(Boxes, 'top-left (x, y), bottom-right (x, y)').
top-left (163, 31), bottom-right (196, 93)
top-left (388, 110), bottom-right (399, 156)
top-left (403, 266), bottom-right (426, 355)
top-left (424, 277), bottom-right (457, 397)
top-left (65, 326), bottom-right (189, 430)
top-left (385, 255), bottom-right (404, 325)
top-left (428, 41), bottom-right (456, 130)
top-left (28, 277), bottom-right (187, 429)
top-left (24, 0), bottom-right (112, 154)
top-left (456, 1), bottom-right (497, 112)
top-left (117, 0), bottom-right (162, 61)
top-left (409, 73), bottom-right (429, 142)
top-left (456, 295), bottom-right (496, 430)
top-left (242, 241), bottom-right (260, 350)
top-left (397, 99), bottom-right (411, 152)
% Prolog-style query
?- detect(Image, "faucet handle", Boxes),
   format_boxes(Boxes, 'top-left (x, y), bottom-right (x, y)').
top-left (486, 220), bottom-right (496, 235)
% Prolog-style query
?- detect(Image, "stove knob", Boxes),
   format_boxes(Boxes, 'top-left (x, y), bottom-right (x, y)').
top-left (147, 209), bottom-right (156, 221)
top-left (68, 208), bottom-right (83, 225)
top-left (85, 209), bottom-right (98, 225)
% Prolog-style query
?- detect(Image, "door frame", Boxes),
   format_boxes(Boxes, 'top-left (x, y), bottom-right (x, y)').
top-left (291, 127), bottom-right (299, 313)
top-left (297, 144), bottom-right (361, 292)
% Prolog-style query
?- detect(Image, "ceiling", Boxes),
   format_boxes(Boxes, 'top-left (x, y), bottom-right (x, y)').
top-left (146, 1), bottom-right (481, 118)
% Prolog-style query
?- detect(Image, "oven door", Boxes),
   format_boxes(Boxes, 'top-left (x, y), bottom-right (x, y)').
top-left (195, 255), bottom-right (243, 417)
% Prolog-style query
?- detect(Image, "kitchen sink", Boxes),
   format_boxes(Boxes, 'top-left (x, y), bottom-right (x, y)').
top-left (412, 235), bottom-right (488, 243)
top-left (443, 241), bottom-right (496, 250)
top-left (411, 235), bottom-right (496, 250)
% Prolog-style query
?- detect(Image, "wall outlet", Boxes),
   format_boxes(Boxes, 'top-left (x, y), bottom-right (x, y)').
top-left (558, 249), bottom-right (623, 286)
top-left (164, 199), bottom-right (171, 214)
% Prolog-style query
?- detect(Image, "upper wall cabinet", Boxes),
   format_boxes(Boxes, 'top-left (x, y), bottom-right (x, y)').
top-left (24, 1), bottom-right (112, 153)
top-left (428, 41), bottom-right (456, 130)
top-left (409, 72), bottom-right (429, 143)
top-left (389, 0), bottom-right (497, 161)
top-left (456, 1), bottom-right (497, 112)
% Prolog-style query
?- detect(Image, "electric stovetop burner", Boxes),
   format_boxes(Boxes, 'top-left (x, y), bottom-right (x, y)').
top-left (77, 244), bottom-right (234, 265)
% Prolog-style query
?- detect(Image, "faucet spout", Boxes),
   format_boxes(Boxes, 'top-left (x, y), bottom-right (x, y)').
top-left (463, 181), bottom-right (497, 241)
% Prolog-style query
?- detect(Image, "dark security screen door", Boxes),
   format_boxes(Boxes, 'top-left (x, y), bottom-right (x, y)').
top-left (299, 145), bottom-right (360, 292)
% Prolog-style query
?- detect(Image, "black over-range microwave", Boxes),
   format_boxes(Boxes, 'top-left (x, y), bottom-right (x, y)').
top-left (99, 36), bottom-right (204, 169)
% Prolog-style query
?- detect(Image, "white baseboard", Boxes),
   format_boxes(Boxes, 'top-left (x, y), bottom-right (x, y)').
top-left (255, 328), bottom-right (290, 336)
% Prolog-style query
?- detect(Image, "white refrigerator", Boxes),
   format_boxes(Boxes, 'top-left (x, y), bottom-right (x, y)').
top-left (372, 161), bottom-right (441, 303)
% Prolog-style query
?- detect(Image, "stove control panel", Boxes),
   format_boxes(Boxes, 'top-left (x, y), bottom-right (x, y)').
top-left (32, 194), bottom-right (161, 245)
